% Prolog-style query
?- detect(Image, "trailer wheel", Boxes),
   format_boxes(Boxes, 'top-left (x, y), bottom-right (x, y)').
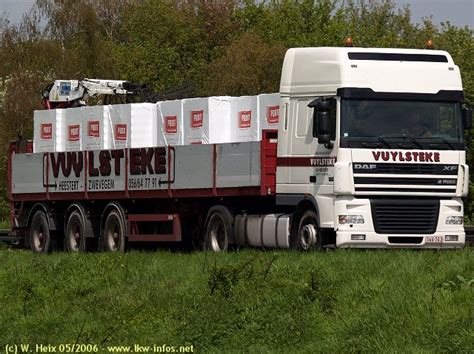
top-left (29, 210), bottom-right (52, 253)
top-left (204, 206), bottom-right (234, 252)
top-left (294, 210), bottom-right (321, 251)
top-left (64, 210), bottom-right (87, 252)
top-left (102, 209), bottom-right (126, 252)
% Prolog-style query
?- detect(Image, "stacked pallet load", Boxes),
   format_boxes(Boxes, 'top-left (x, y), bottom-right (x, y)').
top-left (182, 95), bottom-right (261, 145)
top-left (33, 94), bottom-right (280, 151)
top-left (105, 103), bottom-right (164, 149)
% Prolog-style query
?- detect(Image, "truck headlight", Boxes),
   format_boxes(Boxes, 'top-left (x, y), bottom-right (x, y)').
top-left (338, 215), bottom-right (364, 224)
top-left (445, 216), bottom-right (463, 225)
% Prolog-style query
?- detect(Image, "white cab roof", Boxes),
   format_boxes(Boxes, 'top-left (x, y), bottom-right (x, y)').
top-left (280, 47), bottom-right (463, 96)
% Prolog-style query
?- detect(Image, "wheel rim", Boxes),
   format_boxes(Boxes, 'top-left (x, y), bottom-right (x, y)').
top-left (209, 215), bottom-right (226, 252)
top-left (32, 223), bottom-right (45, 251)
top-left (105, 216), bottom-right (121, 251)
top-left (67, 217), bottom-right (82, 251)
top-left (299, 221), bottom-right (317, 250)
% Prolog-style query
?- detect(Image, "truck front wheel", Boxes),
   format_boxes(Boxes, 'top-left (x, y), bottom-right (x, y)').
top-left (204, 206), bottom-right (234, 252)
top-left (102, 209), bottom-right (126, 252)
top-left (29, 210), bottom-right (52, 253)
top-left (293, 210), bottom-right (321, 251)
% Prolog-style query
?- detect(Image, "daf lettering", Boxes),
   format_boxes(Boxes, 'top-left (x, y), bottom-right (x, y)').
top-left (355, 164), bottom-right (376, 170)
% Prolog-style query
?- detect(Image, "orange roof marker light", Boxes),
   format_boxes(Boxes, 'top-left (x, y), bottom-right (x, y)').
top-left (344, 37), bottom-right (354, 47)
top-left (425, 39), bottom-right (435, 49)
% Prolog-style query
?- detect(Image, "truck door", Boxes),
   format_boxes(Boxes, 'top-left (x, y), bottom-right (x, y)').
top-left (288, 96), bottom-right (337, 194)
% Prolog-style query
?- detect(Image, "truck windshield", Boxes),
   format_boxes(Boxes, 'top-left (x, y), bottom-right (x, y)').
top-left (340, 99), bottom-right (464, 150)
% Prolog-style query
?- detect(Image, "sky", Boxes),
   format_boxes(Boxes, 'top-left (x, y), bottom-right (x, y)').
top-left (0, 0), bottom-right (473, 28)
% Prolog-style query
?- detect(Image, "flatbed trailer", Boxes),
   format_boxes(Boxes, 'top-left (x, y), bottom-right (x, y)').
top-left (8, 131), bottom-right (287, 251)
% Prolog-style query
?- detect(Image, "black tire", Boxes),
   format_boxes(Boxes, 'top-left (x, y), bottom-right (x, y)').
top-left (29, 210), bottom-right (52, 253)
top-left (102, 209), bottom-right (126, 252)
top-left (292, 210), bottom-right (321, 251)
top-left (204, 206), bottom-right (234, 252)
top-left (64, 210), bottom-right (87, 252)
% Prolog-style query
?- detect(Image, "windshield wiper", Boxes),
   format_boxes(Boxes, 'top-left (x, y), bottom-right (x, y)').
top-left (377, 136), bottom-right (391, 148)
top-left (360, 137), bottom-right (391, 148)
top-left (379, 134), bottom-right (423, 149)
top-left (429, 136), bottom-right (456, 150)
top-left (362, 142), bottom-right (383, 148)
top-left (404, 135), bottom-right (423, 149)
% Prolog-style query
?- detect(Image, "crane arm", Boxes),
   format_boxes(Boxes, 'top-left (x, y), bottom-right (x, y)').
top-left (42, 79), bottom-right (146, 109)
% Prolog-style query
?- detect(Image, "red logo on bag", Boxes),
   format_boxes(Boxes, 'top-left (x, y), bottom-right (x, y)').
top-left (239, 111), bottom-right (252, 129)
top-left (88, 121), bottom-right (100, 137)
top-left (191, 110), bottom-right (203, 128)
top-left (68, 125), bottom-right (80, 141)
top-left (41, 123), bottom-right (53, 140)
top-left (165, 115), bottom-right (178, 134)
top-left (115, 124), bottom-right (127, 141)
top-left (267, 105), bottom-right (279, 124)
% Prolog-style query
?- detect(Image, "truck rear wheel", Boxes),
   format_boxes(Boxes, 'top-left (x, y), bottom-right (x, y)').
top-left (64, 210), bottom-right (87, 252)
top-left (29, 210), bottom-right (52, 253)
top-left (293, 210), bottom-right (321, 251)
top-left (204, 206), bottom-right (234, 252)
top-left (102, 209), bottom-right (126, 252)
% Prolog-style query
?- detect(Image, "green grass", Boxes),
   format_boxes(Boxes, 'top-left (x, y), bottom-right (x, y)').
top-left (0, 247), bottom-right (472, 353)
top-left (0, 219), bottom-right (9, 229)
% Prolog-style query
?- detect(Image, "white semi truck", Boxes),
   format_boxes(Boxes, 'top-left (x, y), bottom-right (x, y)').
top-left (7, 47), bottom-right (472, 252)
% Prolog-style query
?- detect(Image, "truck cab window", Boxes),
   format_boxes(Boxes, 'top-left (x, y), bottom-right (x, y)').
top-left (340, 99), bottom-right (463, 150)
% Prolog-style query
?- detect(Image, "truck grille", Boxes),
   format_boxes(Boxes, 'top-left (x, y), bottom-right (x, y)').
top-left (353, 163), bottom-right (458, 195)
top-left (371, 199), bottom-right (439, 234)
top-left (353, 163), bottom-right (458, 175)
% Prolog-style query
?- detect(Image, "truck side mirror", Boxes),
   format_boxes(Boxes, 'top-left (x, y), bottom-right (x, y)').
top-left (308, 97), bottom-right (333, 147)
top-left (463, 106), bottom-right (472, 130)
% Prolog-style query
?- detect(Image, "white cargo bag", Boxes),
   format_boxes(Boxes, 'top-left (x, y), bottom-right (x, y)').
top-left (229, 96), bottom-right (258, 143)
top-left (182, 96), bottom-right (259, 145)
top-left (64, 107), bottom-right (83, 151)
top-left (258, 93), bottom-right (280, 135)
top-left (182, 98), bottom-right (210, 144)
top-left (208, 96), bottom-right (233, 144)
top-left (105, 103), bottom-right (162, 149)
top-left (82, 105), bottom-right (105, 150)
top-left (33, 109), bottom-right (66, 152)
top-left (157, 100), bottom-right (183, 146)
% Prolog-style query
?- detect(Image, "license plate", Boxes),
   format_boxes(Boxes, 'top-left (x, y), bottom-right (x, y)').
top-left (426, 236), bottom-right (443, 243)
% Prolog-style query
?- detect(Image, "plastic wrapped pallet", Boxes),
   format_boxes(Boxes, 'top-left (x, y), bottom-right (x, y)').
top-left (208, 96), bottom-right (233, 143)
top-left (33, 109), bottom-right (66, 152)
top-left (64, 107), bottom-right (83, 151)
top-left (258, 93), bottom-right (280, 136)
top-left (157, 100), bottom-right (183, 146)
top-left (105, 103), bottom-right (163, 149)
top-left (183, 96), bottom-right (260, 145)
top-left (228, 96), bottom-right (258, 143)
top-left (82, 106), bottom-right (106, 150)
top-left (182, 98), bottom-right (211, 144)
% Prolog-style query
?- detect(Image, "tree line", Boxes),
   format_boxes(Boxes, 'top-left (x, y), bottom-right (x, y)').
top-left (0, 0), bottom-right (473, 221)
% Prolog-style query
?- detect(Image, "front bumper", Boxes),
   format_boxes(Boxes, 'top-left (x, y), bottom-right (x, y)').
top-left (337, 231), bottom-right (465, 248)
top-left (335, 197), bottom-right (465, 249)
